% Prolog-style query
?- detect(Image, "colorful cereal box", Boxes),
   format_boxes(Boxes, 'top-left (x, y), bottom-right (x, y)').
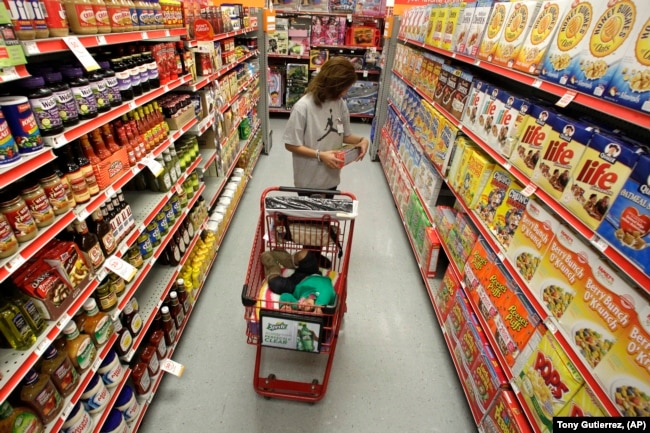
top-left (461, 80), bottom-right (493, 137)
top-left (434, 264), bottom-right (461, 322)
top-left (419, 99), bottom-right (442, 156)
top-left (557, 385), bottom-right (607, 417)
top-left (442, 2), bottom-right (466, 51)
top-left (433, 63), bottom-right (453, 108)
top-left (513, 331), bottom-right (585, 432)
top-left (448, 136), bottom-right (477, 191)
top-left (463, 238), bottom-right (499, 297)
top-left (560, 132), bottom-right (641, 230)
top-left (457, 311), bottom-right (488, 369)
top-left (475, 167), bottom-right (515, 232)
top-left (432, 4), bottom-right (450, 48)
top-left (492, 1), bottom-right (543, 68)
top-left (454, 2), bottom-right (477, 53)
top-left (481, 88), bottom-right (530, 156)
top-left (596, 153), bottom-right (650, 276)
top-left (540, 0), bottom-right (599, 86)
top-left (530, 115), bottom-right (595, 201)
top-left (477, 2), bottom-right (514, 62)
top-left (513, 0), bottom-right (571, 75)
top-left (441, 66), bottom-right (463, 114)
top-left (506, 199), bottom-right (561, 283)
top-left (508, 103), bottom-right (556, 178)
top-left (458, 147), bottom-right (496, 209)
top-left (424, 5), bottom-right (440, 46)
top-left (493, 186), bottom-right (530, 249)
top-left (463, 0), bottom-right (495, 57)
top-left (449, 69), bottom-right (473, 121)
top-left (566, 0), bottom-right (643, 97)
top-left (433, 117), bottom-right (461, 176)
top-left (480, 389), bottom-right (534, 433)
top-left (466, 343), bottom-right (509, 416)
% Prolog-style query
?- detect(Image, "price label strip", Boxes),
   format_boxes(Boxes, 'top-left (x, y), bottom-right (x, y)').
top-left (103, 256), bottom-right (138, 282)
top-left (62, 37), bottom-right (100, 71)
top-left (160, 359), bottom-right (185, 377)
top-left (555, 90), bottom-right (577, 108)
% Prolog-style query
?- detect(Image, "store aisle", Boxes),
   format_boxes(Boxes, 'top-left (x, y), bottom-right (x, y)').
top-left (138, 118), bottom-right (477, 433)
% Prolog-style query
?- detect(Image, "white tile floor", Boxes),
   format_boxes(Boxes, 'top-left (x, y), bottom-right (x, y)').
top-left (137, 118), bottom-right (478, 433)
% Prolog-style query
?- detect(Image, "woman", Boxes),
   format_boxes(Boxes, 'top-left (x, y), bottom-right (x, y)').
top-left (282, 57), bottom-right (370, 193)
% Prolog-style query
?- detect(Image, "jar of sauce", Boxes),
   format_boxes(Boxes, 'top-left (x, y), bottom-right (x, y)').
top-left (39, 171), bottom-right (71, 215)
top-left (140, 345), bottom-right (159, 377)
top-left (137, 233), bottom-right (152, 259)
top-left (81, 297), bottom-right (113, 346)
top-left (0, 192), bottom-right (38, 243)
top-left (160, 306), bottom-right (176, 345)
top-left (65, 0), bottom-right (99, 34)
top-left (95, 277), bottom-right (117, 312)
top-left (98, 350), bottom-right (124, 388)
top-left (20, 181), bottom-right (55, 229)
top-left (0, 401), bottom-right (44, 432)
top-left (62, 68), bottom-right (98, 120)
top-left (109, 273), bottom-right (126, 298)
top-left (126, 245), bottom-right (144, 268)
top-left (0, 213), bottom-right (18, 258)
top-left (149, 329), bottom-right (167, 360)
top-left (40, 345), bottom-right (79, 397)
top-left (63, 320), bottom-right (97, 372)
top-left (19, 369), bottom-right (63, 424)
top-left (131, 362), bottom-right (150, 395)
top-left (112, 317), bottom-right (132, 357)
top-left (121, 301), bottom-right (142, 336)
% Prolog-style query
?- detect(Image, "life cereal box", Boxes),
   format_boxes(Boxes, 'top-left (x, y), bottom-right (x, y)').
top-left (540, 0), bottom-right (599, 86)
top-left (530, 115), bottom-right (595, 201)
top-left (560, 132), bottom-right (641, 230)
top-left (481, 87), bottom-right (530, 156)
top-left (477, 2), bottom-right (514, 62)
top-left (508, 103), bottom-right (556, 178)
top-left (454, 2), bottom-right (477, 54)
top-left (458, 147), bottom-right (496, 209)
top-left (493, 186), bottom-right (530, 249)
top-left (461, 80), bottom-right (493, 138)
top-left (442, 2), bottom-right (466, 51)
top-left (513, 331), bottom-right (585, 432)
top-left (463, 0), bottom-right (495, 57)
top-left (596, 153), bottom-right (650, 276)
top-left (506, 199), bottom-right (561, 283)
top-left (556, 385), bottom-right (607, 417)
top-left (513, 0), bottom-right (571, 75)
top-left (480, 389), bottom-right (534, 433)
top-left (492, 1), bottom-right (543, 68)
top-left (475, 167), bottom-right (516, 232)
top-left (566, 0), bottom-right (643, 97)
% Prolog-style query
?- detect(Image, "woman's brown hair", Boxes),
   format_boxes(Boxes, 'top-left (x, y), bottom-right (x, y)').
top-left (306, 57), bottom-right (357, 107)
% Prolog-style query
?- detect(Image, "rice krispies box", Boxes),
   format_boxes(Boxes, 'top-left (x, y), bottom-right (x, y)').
top-left (480, 389), bottom-right (534, 433)
top-left (462, 0), bottom-right (495, 57)
top-left (477, 2), bottom-right (514, 62)
top-left (481, 87), bottom-right (530, 157)
top-left (506, 199), bottom-right (561, 283)
top-left (596, 153), bottom-right (650, 276)
top-left (513, 0), bottom-right (571, 76)
top-left (530, 115), bottom-right (595, 201)
top-left (513, 331), bottom-right (585, 433)
top-left (559, 131), bottom-right (641, 230)
top-left (453, 2), bottom-right (477, 54)
top-left (508, 103), bottom-right (556, 179)
top-left (492, 1), bottom-right (542, 68)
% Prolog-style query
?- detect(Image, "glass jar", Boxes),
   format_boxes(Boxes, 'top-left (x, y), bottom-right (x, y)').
top-left (40, 345), bottom-right (79, 397)
top-left (95, 277), bottom-right (117, 312)
top-left (19, 369), bottom-right (63, 424)
top-left (127, 245), bottom-right (144, 268)
top-left (39, 172), bottom-right (70, 215)
top-left (137, 233), bottom-right (153, 259)
top-left (109, 273), bottom-right (126, 298)
top-left (0, 193), bottom-right (38, 243)
top-left (21, 76), bottom-right (64, 136)
top-left (0, 213), bottom-right (18, 259)
top-left (146, 222), bottom-right (161, 247)
top-left (20, 182), bottom-right (55, 228)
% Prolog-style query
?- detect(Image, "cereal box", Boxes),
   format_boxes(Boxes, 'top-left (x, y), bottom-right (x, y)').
top-left (432, 4), bottom-right (450, 48)
top-left (442, 2), bottom-right (466, 51)
top-left (508, 103), bottom-right (556, 178)
top-left (461, 80), bottom-right (493, 137)
top-left (596, 153), bottom-right (650, 276)
top-left (477, 2), bottom-right (514, 62)
top-left (566, 0), bottom-right (643, 97)
top-left (475, 167), bottom-right (515, 232)
top-left (540, 0), bottom-right (599, 86)
top-left (457, 312), bottom-right (487, 370)
top-left (449, 69), bottom-right (473, 121)
top-left (463, 238), bottom-right (499, 297)
top-left (435, 267), bottom-right (462, 322)
top-left (492, 1), bottom-right (543, 68)
top-left (560, 132), bottom-right (641, 230)
top-left (506, 199), bottom-right (561, 283)
top-left (513, 0), bottom-right (571, 75)
top-left (432, 63), bottom-right (453, 108)
top-left (466, 343), bottom-right (509, 416)
top-left (446, 289), bottom-right (474, 342)
top-left (424, 5), bottom-right (440, 46)
top-left (448, 136), bottom-right (477, 191)
top-left (432, 117), bottom-right (461, 175)
top-left (530, 115), bottom-right (595, 201)
top-left (441, 66), bottom-right (463, 114)
top-left (557, 385), bottom-right (607, 417)
top-left (463, 0), bottom-right (495, 57)
top-left (493, 186), bottom-right (530, 249)
top-left (481, 88), bottom-right (530, 156)
top-left (513, 331), bottom-right (585, 432)
top-left (419, 99), bottom-right (442, 156)
top-left (454, 2), bottom-right (477, 54)
top-left (458, 147), bottom-right (496, 209)
top-left (480, 389), bottom-right (534, 433)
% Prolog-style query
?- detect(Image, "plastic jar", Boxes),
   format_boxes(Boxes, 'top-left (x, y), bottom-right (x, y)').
top-left (100, 409), bottom-right (128, 433)
top-left (98, 350), bottom-right (124, 388)
top-left (114, 385), bottom-right (139, 425)
top-left (0, 96), bottom-right (44, 154)
top-left (110, 57), bottom-right (133, 101)
top-left (62, 68), bottom-right (98, 120)
top-left (131, 362), bottom-right (150, 395)
top-left (0, 213), bottom-right (18, 258)
top-left (65, 0), bottom-right (99, 34)
top-left (20, 182), bottom-right (55, 228)
top-left (91, 0), bottom-right (111, 33)
top-left (0, 111), bottom-right (19, 166)
top-left (28, 0), bottom-right (49, 38)
top-left (86, 69), bottom-right (110, 113)
top-left (103, 0), bottom-right (123, 31)
top-left (41, 0), bottom-right (70, 37)
top-left (19, 369), bottom-right (63, 424)
top-left (0, 193), bottom-right (38, 243)
top-left (62, 402), bottom-right (93, 433)
top-left (4, 0), bottom-right (35, 40)
top-left (112, 317), bottom-right (132, 357)
top-left (44, 72), bottom-right (79, 127)
top-left (98, 61), bottom-right (122, 107)
top-left (149, 329), bottom-right (167, 360)
top-left (80, 374), bottom-right (109, 414)
top-left (40, 345), bottom-right (79, 397)
top-left (39, 172), bottom-right (70, 215)
top-left (21, 76), bottom-right (64, 136)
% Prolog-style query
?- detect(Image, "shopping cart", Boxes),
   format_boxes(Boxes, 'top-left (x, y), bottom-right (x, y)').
top-left (241, 186), bottom-right (357, 402)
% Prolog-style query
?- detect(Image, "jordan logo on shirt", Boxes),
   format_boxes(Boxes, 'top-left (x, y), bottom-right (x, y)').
top-left (317, 109), bottom-right (341, 142)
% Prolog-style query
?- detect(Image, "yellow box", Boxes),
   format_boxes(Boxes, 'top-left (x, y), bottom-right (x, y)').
top-left (431, 5), bottom-right (450, 48)
top-left (474, 167), bottom-right (515, 232)
top-left (492, 1), bottom-right (543, 68)
top-left (508, 103), bottom-right (555, 179)
top-left (424, 5), bottom-right (439, 46)
top-left (441, 2), bottom-right (466, 51)
top-left (557, 385), bottom-right (606, 417)
top-left (457, 147), bottom-right (496, 209)
top-left (477, 2), bottom-right (514, 62)
top-left (448, 137), bottom-right (476, 191)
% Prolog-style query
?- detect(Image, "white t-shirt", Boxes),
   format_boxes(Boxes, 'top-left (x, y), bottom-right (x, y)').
top-left (282, 93), bottom-right (352, 189)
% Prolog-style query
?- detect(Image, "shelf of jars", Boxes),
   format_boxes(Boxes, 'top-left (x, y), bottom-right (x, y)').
top-left (183, 26), bottom-right (259, 48)
top-left (0, 64), bottom-right (31, 83)
top-left (20, 29), bottom-right (188, 56)
top-left (391, 68), bottom-right (650, 293)
top-left (399, 37), bottom-right (650, 132)
top-left (90, 369), bottom-right (132, 433)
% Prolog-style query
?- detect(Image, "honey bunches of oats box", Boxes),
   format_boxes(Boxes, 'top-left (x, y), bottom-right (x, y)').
top-left (560, 131), bottom-right (641, 230)
top-left (530, 115), bottom-right (594, 201)
top-left (513, 0), bottom-right (571, 75)
top-left (596, 152), bottom-right (650, 276)
top-left (508, 103), bottom-right (556, 178)
top-left (492, 1), bottom-right (542, 68)
top-left (477, 1), bottom-right (514, 62)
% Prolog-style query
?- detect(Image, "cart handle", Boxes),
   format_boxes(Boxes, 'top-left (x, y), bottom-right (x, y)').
top-left (277, 186), bottom-right (341, 195)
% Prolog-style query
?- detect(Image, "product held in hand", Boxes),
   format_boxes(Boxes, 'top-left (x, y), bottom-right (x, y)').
top-left (334, 145), bottom-right (361, 168)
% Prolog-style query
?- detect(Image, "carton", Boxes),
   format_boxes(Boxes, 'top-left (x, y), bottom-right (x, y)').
top-left (461, 80), bottom-right (492, 138)
top-left (453, 2), bottom-right (477, 54)
top-left (449, 69), bottom-right (473, 121)
top-left (477, 2), bottom-right (514, 62)
top-left (480, 87), bottom-right (530, 156)
top-left (530, 115), bottom-right (595, 201)
top-left (333, 145), bottom-right (361, 168)
top-left (432, 4), bottom-right (450, 48)
top-left (463, 0), bottom-right (495, 57)
top-left (480, 389), bottom-right (534, 433)
top-left (434, 266), bottom-right (462, 321)
top-left (432, 117), bottom-right (460, 175)
top-left (420, 226), bottom-right (441, 277)
top-left (556, 385), bottom-right (606, 417)
top-left (560, 132), bottom-right (641, 230)
top-left (492, 1), bottom-right (542, 68)
top-left (424, 5), bottom-right (440, 46)
top-left (513, 0), bottom-right (571, 75)
top-left (441, 2), bottom-right (466, 51)
top-left (458, 147), bottom-right (496, 209)
top-left (465, 343), bottom-right (509, 416)
top-left (474, 167), bottom-right (515, 232)
top-left (493, 185), bottom-right (530, 249)
top-left (508, 103), bottom-right (555, 178)
top-left (448, 137), bottom-right (477, 191)
top-left (432, 63), bottom-right (455, 109)
top-left (596, 153), bottom-right (650, 276)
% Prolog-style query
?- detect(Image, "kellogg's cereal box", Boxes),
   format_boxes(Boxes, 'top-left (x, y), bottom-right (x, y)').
top-left (508, 103), bottom-right (556, 178)
top-left (560, 132), bottom-right (641, 230)
top-left (596, 153), bottom-right (650, 276)
top-left (463, 0), bottom-right (495, 57)
top-left (480, 389), bottom-right (534, 433)
top-left (475, 167), bottom-right (516, 232)
top-left (478, 2), bottom-right (514, 62)
top-left (481, 88), bottom-right (530, 156)
top-left (493, 186), bottom-right (530, 249)
top-left (530, 115), bottom-right (595, 201)
top-left (492, 1), bottom-right (543, 68)
top-left (540, 0), bottom-right (598, 86)
top-left (442, 2), bottom-right (466, 51)
top-left (513, 331), bottom-right (585, 432)
top-left (514, 0), bottom-right (572, 75)
top-left (506, 199), bottom-right (561, 282)
top-left (454, 2), bottom-right (477, 53)
top-left (458, 147), bottom-right (496, 209)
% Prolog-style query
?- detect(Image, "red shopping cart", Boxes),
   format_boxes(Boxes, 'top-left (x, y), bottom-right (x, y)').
top-left (241, 186), bottom-right (357, 402)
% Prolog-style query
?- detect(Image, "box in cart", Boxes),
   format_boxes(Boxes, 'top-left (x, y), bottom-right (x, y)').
top-left (491, 1), bottom-right (542, 68)
top-left (480, 389), bottom-right (534, 433)
top-left (477, 2), bottom-right (514, 62)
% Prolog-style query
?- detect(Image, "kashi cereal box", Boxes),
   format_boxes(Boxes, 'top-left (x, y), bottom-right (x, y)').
top-left (454, 2), bottom-right (477, 54)
top-left (466, 344), bottom-right (509, 416)
top-left (596, 153), bottom-right (650, 276)
top-left (559, 131), bottom-right (641, 230)
top-left (557, 385), bottom-right (607, 416)
top-left (566, 0), bottom-right (644, 97)
top-left (475, 167), bottom-right (516, 232)
top-left (461, 80), bottom-right (493, 138)
top-left (480, 389), bottom-right (534, 433)
top-left (477, 2), bottom-right (514, 62)
top-left (513, 330), bottom-right (585, 432)
top-left (604, 5), bottom-right (650, 112)
top-left (540, 0), bottom-right (600, 86)
top-left (530, 115), bottom-right (595, 201)
top-left (506, 199), bottom-right (561, 283)
top-left (449, 69), bottom-right (474, 121)
top-left (508, 103), bottom-right (556, 179)
top-left (458, 147), bottom-right (496, 209)
top-left (493, 185), bottom-right (530, 249)
top-left (463, 0), bottom-right (495, 57)
top-left (513, 0), bottom-right (572, 75)
top-left (492, 1), bottom-right (543, 68)
top-left (480, 87), bottom-right (530, 156)
top-left (442, 2), bottom-right (466, 51)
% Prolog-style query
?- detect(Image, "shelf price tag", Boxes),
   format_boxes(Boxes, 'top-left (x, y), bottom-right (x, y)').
top-left (532, 79), bottom-right (543, 88)
top-left (160, 358), bottom-right (185, 377)
top-left (590, 234), bottom-right (608, 252)
top-left (363, 70), bottom-right (368, 78)
top-left (63, 37), bottom-right (100, 71)
top-left (22, 41), bottom-right (40, 55)
top-left (75, 207), bottom-right (90, 222)
top-left (57, 313), bottom-right (71, 330)
top-left (34, 338), bottom-right (51, 357)
top-left (521, 183), bottom-right (537, 197)
top-left (7, 254), bottom-right (26, 271)
top-left (555, 90), bottom-right (577, 108)
top-left (104, 256), bottom-right (138, 282)
top-left (96, 35), bottom-right (107, 45)
top-left (0, 67), bottom-right (19, 82)
top-left (95, 265), bottom-right (109, 282)
top-left (144, 157), bottom-right (165, 177)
